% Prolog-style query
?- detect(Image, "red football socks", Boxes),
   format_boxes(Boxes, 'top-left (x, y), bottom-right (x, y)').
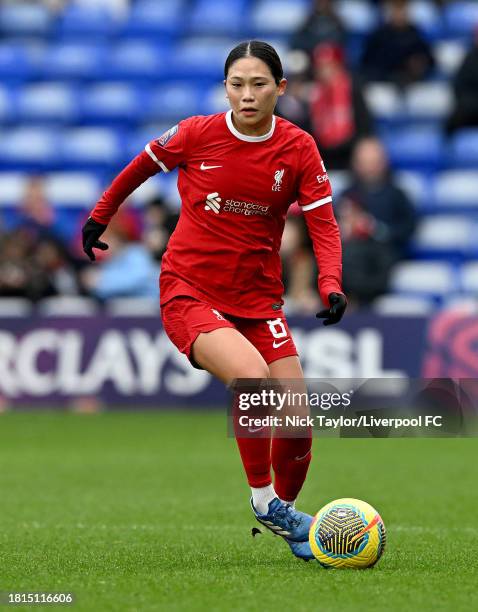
top-left (271, 434), bottom-right (312, 502)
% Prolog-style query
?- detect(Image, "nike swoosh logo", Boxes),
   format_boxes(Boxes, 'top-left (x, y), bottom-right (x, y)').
top-left (248, 426), bottom-right (264, 433)
top-left (272, 339), bottom-right (290, 349)
top-left (200, 162), bottom-right (222, 170)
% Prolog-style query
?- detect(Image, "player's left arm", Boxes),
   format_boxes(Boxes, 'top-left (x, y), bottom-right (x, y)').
top-left (296, 135), bottom-right (347, 326)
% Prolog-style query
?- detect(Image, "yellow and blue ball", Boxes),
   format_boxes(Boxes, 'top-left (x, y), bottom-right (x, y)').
top-left (309, 498), bottom-right (386, 568)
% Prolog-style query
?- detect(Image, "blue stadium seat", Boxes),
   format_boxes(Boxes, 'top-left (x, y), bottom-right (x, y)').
top-left (336, 0), bottom-right (378, 35)
top-left (390, 261), bottom-right (458, 297)
top-left (411, 215), bottom-right (475, 260)
top-left (395, 170), bottom-right (432, 210)
top-left (39, 43), bottom-right (106, 81)
top-left (123, 0), bottom-right (186, 38)
top-left (168, 38), bottom-right (230, 81)
top-left (188, 0), bottom-right (248, 36)
top-left (80, 83), bottom-right (145, 125)
top-left (434, 40), bottom-right (467, 79)
top-left (409, 1), bottom-right (444, 39)
top-left (0, 3), bottom-right (51, 37)
top-left (0, 172), bottom-right (27, 206)
top-left (405, 82), bottom-right (453, 121)
top-left (0, 85), bottom-right (16, 124)
top-left (461, 261), bottom-right (478, 294)
top-left (249, 0), bottom-right (310, 35)
top-left (444, 1), bottom-right (478, 37)
top-left (45, 173), bottom-right (102, 208)
top-left (145, 83), bottom-right (203, 122)
top-left (372, 293), bottom-right (436, 315)
top-left (364, 83), bottom-right (405, 123)
top-left (448, 129), bottom-right (478, 168)
top-left (0, 128), bottom-right (58, 170)
top-left (0, 43), bottom-right (42, 83)
top-left (60, 128), bottom-right (126, 170)
top-left (99, 41), bottom-right (167, 82)
top-left (433, 171), bottom-right (478, 209)
top-left (57, 2), bottom-right (121, 39)
top-left (383, 126), bottom-right (444, 171)
top-left (17, 83), bottom-right (78, 124)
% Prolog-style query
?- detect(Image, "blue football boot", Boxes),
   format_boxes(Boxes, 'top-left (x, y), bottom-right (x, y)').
top-left (251, 497), bottom-right (313, 543)
top-left (286, 539), bottom-right (316, 561)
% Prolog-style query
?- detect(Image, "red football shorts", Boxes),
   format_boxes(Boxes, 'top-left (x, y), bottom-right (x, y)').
top-left (161, 296), bottom-right (298, 369)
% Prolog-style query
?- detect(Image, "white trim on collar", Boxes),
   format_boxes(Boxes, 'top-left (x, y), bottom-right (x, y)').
top-left (225, 110), bottom-right (276, 142)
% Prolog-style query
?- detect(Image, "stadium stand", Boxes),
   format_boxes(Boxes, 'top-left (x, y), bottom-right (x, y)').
top-left (0, 0), bottom-right (477, 312)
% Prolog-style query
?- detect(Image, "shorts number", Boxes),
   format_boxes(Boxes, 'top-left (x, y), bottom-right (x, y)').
top-left (266, 318), bottom-right (287, 339)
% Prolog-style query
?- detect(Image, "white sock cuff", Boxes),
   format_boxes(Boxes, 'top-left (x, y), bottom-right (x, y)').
top-left (251, 484), bottom-right (276, 515)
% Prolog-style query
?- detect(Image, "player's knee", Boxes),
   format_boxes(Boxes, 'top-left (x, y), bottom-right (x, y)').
top-left (234, 361), bottom-right (270, 380)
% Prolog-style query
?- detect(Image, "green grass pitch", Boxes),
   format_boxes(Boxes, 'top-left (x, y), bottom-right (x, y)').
top-left (0, 411), bottom-right (477, 611)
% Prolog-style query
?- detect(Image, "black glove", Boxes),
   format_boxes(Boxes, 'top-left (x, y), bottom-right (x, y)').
top-left (82, 216), bottom-right (109, 261)
top-left (316, 292), bottom-right (347, 326)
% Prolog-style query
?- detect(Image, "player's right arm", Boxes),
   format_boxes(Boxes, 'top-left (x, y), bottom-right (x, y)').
top-left (82, 121), bottom-right (191, 261)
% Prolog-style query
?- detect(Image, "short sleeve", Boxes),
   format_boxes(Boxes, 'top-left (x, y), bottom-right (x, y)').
top-left (297, 134), bottom-right (333, 212)
top-left (144, 117), bottom-right (194, 173)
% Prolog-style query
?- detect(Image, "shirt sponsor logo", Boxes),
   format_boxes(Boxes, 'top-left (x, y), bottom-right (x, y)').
top-left (157, 124), bottom-right (178, 147)
top-left (204, 192), bottom-right (270, 216)
top-left (317, 173), bottom-right (329, 184)
top-left (204, 192), bottom-right (222, 214)
top-left (272, 169), bottom-right (284, 191)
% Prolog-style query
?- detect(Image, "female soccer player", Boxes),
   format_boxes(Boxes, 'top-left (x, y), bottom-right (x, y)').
top-left (82, 41), bottom-right (346, 561)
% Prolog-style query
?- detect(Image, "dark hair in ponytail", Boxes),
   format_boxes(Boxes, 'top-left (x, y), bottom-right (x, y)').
top-left (224, 40), bottom-right (284, 85)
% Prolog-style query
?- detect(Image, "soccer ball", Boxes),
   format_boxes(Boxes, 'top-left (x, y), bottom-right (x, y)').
top-left (309, 498), bottom-right (386, 568)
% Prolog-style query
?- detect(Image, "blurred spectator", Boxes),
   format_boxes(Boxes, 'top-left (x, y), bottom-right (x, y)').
top-left (337, 138), bottom-right (417, 305)
top-left (81, 211), bottom-right (159, 301)
top-left (309, 44), bottom-right (372, 169)
top-left (361, 0), bottom-right (434, 85)
top-left (276, 75), bottom-right (313, 134)
top-left (0, 227), bottom-right (78, 300)
top-left (9, 176), bottom-right (65, 246)
top-left (446, 31), bottom-right (478, 134)
top-left (290, 0), bottom-right (345, 57)
top-left (143, 196), bottom-right (179, 263)
top-left (281, 212), bottom-right (318, 314)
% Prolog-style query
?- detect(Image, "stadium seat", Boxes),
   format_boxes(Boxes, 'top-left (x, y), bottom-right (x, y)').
top-left (99, 42), bottom-right (167, 82)
top-left (123, 0), bottom-right (186, 37)
top-left (444, 1), bottom-right (478, 37)
top-left (364, 83), bottom-right (404, 122)
top-left (382, 126), bottom-right (444, 171)
top-left (448, 129), bottom-right (478, 168)
top-left (80, 83), bottom-right (145, 125)
top-left (411, 215), bottom-right (475, 259)
top-left (249, 0), bottom-right (310, 35)
top-left (405, 82), bottom-right (453, 121)
top-left (460, 261), bottom-right (478, 293)
top-left (434, 40), bottom-right (467, 78)
top-left (0, 298), bottom-right (33, 317)
top-left (372, 294), bottom-right (435, 315)
top-left (0, 85), bottom-right (15, 124)
top-left (39, 43), bottom-right (106, 81)
top-left (204, 84), bottom-right (230, 115)
top-left (0, 173), bottom-right (28, 206)
top-left (409, 1), bottom-right (443, 39)
top-left (0, 128), bottom-right (58, 170)
top-left (145, 83), bottom-right (203, 122)
top-left (57, 2), bottom-right (122, 39)
top-left (389, 261), bottom-right (457, 296)
top-left (17, 83), bottom-right (78, 124)
top-left (0, 3), bottom-right (51, 37)
top-left (106, 298), bottom-right (159, 316)
top-left (336, 0), bottom-right (378, 35)
top-left (0, 43), bottom-right (42, 83)
top-left (189, 0), bottom-right (248, 36)
top-left (395, 170), bottom-right (431, 210)
top-left (37, 296), bottom-right (99, 316)
top-left (433, 171), bottom-right (478, 209)
top-left (60, 128), bottom-right (126, 170)
top-left (168, 38), bottom-right (230, 81)
top-left (45, 173), bottom-right (101, 208)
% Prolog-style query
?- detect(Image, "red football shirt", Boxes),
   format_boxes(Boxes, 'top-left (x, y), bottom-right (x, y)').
top-left (145, 111), bottom-right (336, 317)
